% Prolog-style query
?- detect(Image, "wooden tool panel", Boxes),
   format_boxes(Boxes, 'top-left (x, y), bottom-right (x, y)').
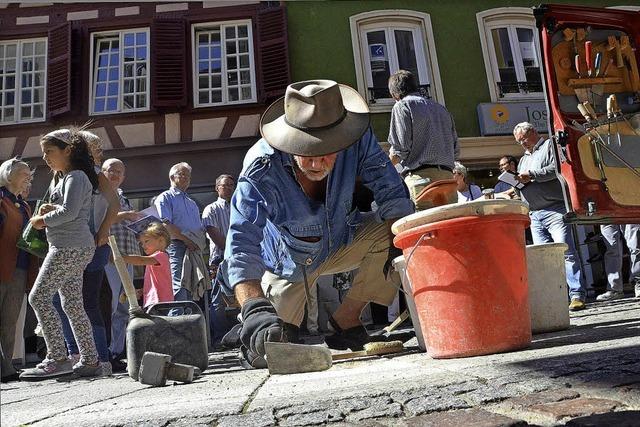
top-left (552, 29), bottom-right (639, 96)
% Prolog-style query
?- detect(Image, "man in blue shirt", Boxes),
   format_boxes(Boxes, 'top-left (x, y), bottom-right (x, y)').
top-left (154, 162), bottom-right (203, 301)
top-left (222, 80), bottom-right (414, 368)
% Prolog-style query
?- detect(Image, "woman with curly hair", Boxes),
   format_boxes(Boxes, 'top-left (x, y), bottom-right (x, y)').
top-left (20, 129), bottom-right (103, 380)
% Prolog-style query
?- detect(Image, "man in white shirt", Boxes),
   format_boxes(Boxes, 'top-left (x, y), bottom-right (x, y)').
top-left (202, 174), bottom-right (235, 347)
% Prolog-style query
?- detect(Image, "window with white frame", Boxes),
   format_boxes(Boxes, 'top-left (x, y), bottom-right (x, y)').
top-left (192, 20), bottom-right (256, 107)
top-left (1, 39), bottom-right (47, 125)
top-left (477, 8), bottom-right (543, 101)
top-left (350, 11), bottom-right (444, 111)
top-left (90, 28), bottom-right (150, 115)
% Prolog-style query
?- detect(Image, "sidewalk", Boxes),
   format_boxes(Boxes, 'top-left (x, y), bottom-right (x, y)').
top-left (2, 298), bottom-right (639, 427)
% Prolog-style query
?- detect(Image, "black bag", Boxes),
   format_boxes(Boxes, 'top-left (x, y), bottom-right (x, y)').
top-left (16, 185), bottom-right (51, 258)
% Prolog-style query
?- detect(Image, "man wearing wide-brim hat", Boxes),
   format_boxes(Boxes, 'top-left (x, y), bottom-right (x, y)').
top-left (221, 80), bottom-right (414, 368)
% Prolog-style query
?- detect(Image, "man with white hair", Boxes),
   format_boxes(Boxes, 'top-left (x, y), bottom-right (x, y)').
top-left (513, 122), bottom-right (586, 311)
top-left (221, 80), bottom-right (414, 368)
top-left (154, 162), bottom-right (203, 301)
top-left (101, 158), bottom-right (140, 369)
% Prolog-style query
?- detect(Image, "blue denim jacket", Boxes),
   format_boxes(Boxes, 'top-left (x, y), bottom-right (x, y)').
top-left (224, 127), bottom-right (414, 288)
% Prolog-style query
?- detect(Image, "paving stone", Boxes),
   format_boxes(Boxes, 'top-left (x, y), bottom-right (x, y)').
top-left (280, 409), bottom-right (344, 426)
top-left (275, 402), bottom-right (332, 418)
top-left (463, 384), bottom-right (522, 405)
top-left (345, 402), bottom-right (403, 422)
top-left (390, 387), bottom-right (438, 404)
top-left (565, 410), bottom-right (640, 427)
top-left (573, 371), bottom-right (640, 388)
top-left (403, 393), bottom-right (470, 416)
top-left (337, 396), bottom-right (392, 414)
top-left (527, 397), bottom-right (623, 421)
top-left (217, 410), bottom-right (275, 427)
top-left (166, 418), bottom-right (214, 427)
top-left (402, 408), bottom-right (527, 427)
top-left (503, 388), bottom-right (580, 409)
top-left (440, 381), bottom-right (480, 395)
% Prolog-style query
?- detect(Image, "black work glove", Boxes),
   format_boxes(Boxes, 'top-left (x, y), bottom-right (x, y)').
top-left (383, 245), bottom-right (404, 279)
top-left (239, 297), bottom-right (285, 368)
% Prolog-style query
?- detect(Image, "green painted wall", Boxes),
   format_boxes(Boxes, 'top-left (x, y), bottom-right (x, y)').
top-left (286, 0), bottom-right (631, 139)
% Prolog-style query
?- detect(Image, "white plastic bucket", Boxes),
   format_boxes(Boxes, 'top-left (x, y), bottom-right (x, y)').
top-left (392, 255), bottom-right (426, 351)
top-left (526, 243), bottom-right (570, 334)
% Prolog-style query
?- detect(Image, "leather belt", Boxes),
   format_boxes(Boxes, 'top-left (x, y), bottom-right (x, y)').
top-left (402, 164), bottom-right (452, 177)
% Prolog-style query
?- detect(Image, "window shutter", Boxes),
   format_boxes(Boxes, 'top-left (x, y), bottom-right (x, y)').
top-left (151, 18), bottom-right (187, 108)
top-left (257, 6), bottom-right (290, 101)
top-left (47, 22), bottom-right (71, 118)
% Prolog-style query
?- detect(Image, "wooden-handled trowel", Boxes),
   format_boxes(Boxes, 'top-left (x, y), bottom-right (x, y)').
top-left (264, 340), bottom-right (404, 374)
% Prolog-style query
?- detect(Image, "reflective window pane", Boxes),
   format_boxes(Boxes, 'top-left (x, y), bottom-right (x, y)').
top-left (228, 87), bottom-right (238, 101)
top-left (491, 27), bottom-right (516, 93)
top-left (33, 104), bottom-right (43, 118)
top-left (394, 30), bottom-right (418, 78)
top-left (367, 30), bottom-right (390, 99)
top-left (124, 33), bottom-right (134, 46)
top-left (225, 26), bottom-right (236, 39)
top-left (136, 32), bottom-right (146, 45)
top-left (238, 25), bottom-right (248, 38)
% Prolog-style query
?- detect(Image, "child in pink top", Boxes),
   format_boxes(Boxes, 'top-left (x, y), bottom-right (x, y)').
top-left (123, 222), bottom-right (173, 309)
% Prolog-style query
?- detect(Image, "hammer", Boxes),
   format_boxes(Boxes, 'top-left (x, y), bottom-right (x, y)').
top-left (138, 352), bottom-right (201, 387)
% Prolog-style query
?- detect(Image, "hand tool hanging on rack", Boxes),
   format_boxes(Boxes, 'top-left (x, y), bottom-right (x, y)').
top-left (577, 102), bottom-right (608, 185)
top-left (574, 103), bottom-right (640, 181)
top-left (585, 41), bottom-right (593, 77)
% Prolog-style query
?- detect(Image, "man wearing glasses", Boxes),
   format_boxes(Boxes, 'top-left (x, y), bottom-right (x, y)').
top-left (513, 122), bottom-right (587, 311)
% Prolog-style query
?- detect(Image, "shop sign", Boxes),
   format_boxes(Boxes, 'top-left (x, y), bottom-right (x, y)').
top-left (477, 102), bottom-right (548, 136)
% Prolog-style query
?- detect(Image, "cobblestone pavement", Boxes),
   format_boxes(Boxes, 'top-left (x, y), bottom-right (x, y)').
top-left (2, 298), bottom-right (639, 426)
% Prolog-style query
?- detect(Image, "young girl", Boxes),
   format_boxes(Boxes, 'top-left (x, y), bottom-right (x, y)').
top-left (21, 129), bottom-right (101, 380)
top-left (52, 130), bottom-right (120, 375)
top-left (123, 222), bottom-right (173, 309)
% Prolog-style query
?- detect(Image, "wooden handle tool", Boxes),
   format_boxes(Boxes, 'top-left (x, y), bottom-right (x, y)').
top-left (602, 57), bottom-right (614, 77)
top-left (585, 41), bottom-right (593, 77)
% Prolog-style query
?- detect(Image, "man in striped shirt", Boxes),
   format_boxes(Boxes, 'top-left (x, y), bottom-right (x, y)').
top-left (387, 70), bottom-right (459, 210)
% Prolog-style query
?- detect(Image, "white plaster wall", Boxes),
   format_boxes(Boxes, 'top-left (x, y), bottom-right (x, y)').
top-left (0, 137), bottom-right (17, 160)
top-left (192, 117), bottom-right (226, 142)
top-left (115, 123), bottom-right (155, 147)
top-left (231, 114), bottom-right (260, 138)
top-left (165, 113), bottom-right (181, 144)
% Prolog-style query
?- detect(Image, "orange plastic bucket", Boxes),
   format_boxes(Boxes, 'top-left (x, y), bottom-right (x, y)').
top-left (393, 200), bottom-right (532, 358)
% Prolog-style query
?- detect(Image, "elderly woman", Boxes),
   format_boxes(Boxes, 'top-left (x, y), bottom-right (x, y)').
top-left (453, 162), bottom-right (482, 203)
top-left (0, 158), bottom-right (38, 382)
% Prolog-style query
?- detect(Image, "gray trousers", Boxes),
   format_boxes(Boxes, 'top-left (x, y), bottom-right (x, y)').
top-left (0, 268), bottom-right (27, 377)
top-left (601, 224), bottom-right (640, 292)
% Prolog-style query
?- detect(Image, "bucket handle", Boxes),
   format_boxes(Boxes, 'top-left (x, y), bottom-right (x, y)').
top-left (146, 301), bottom-right (203, 316)
top-left (399, 231), bottom-right (436, 296)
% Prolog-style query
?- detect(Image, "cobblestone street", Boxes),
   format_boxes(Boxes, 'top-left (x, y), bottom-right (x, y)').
top-left (2, 298), bottom-right (639, 426)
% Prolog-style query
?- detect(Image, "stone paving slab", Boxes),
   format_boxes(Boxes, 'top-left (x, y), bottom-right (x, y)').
top-left (28, 370), bottom-right (269, 427)
top-left (1, 299), bottom-right (639, 426)
top-left (248, 358), bottom-right (466, 411)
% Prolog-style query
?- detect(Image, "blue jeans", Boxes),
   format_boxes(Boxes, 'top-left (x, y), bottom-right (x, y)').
top-left (166, 240), bottom-right (192, 302)
top-left (53, 268), bottom-right (110, 362)
top-left (209, 270), bottom-right (235, 345)
top-left (104, 262), bottom-right (132, 358)
top-left (529, 203), bottom-right (586, 300)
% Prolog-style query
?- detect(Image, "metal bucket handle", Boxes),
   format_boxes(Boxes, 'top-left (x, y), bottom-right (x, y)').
top-left (146, 301), bottom-right (203, 316)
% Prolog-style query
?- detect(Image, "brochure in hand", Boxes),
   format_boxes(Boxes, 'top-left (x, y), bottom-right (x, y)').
top-left (498, 170), bottom-right (527, 190)
top-left (124, 205), bottom-right (162, 235)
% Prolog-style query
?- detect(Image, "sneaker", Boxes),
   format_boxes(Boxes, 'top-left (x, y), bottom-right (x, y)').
top-left (100, 361), bottom-right (113, 376)
top-left (72, 361), bottom-right (103, 377)
top-left (596, 291), bottom-right (624, 302)
top-left (19, 358), bottom-right (74, 381)
top-left (569, 298), bottom-right (586, 311)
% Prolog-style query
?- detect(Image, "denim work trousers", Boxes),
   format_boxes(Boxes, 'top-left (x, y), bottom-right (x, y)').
top-left (104, 262), bottom-right (132, 358)
top-left (53, 267), bottom-right (109, 362)
top-left (601, 224), bottom-right (640, 292)
top-left (529, 203), bottom-right (585, 300)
